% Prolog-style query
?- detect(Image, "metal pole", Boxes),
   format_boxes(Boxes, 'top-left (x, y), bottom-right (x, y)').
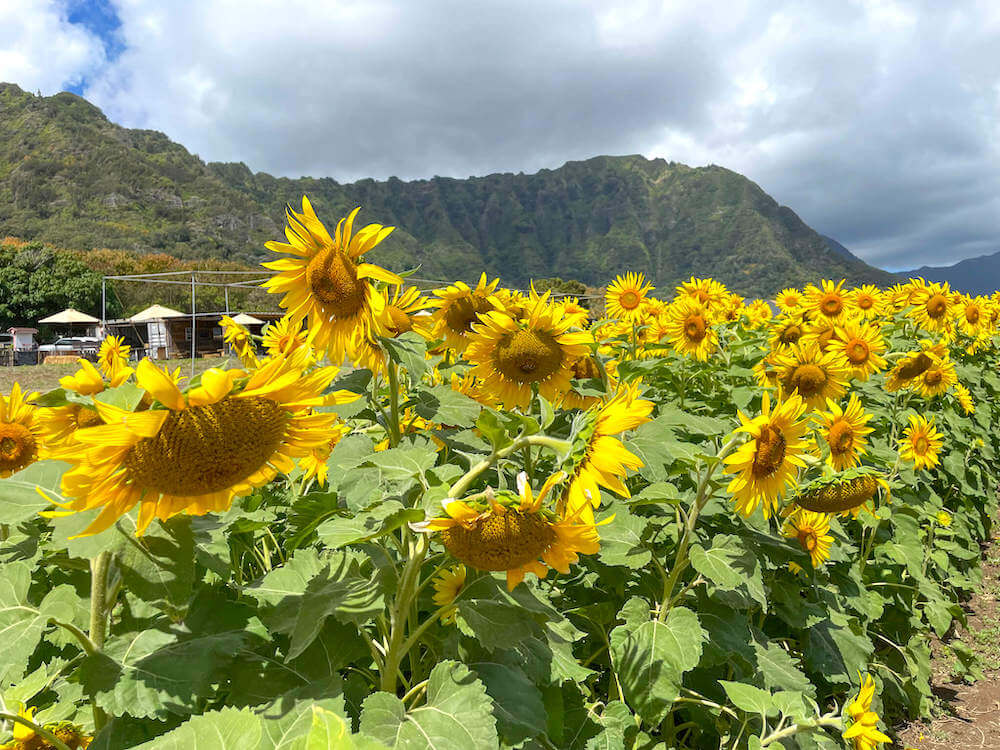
top-left (224, 285), bottom-right (230, 314)
top-left (190, 273), bottom-right (196, 379)
top-left (101, 279), bottom-right (106, 329)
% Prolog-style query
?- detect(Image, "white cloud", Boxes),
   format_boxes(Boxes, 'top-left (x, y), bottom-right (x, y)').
top-left (6, 0), bottom-right (1000, 268)
top-left (0, 0), bottom-right (106, 93)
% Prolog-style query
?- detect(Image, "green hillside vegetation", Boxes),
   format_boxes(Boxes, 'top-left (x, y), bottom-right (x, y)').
top-left (0, 83), bottom-right (898, 297)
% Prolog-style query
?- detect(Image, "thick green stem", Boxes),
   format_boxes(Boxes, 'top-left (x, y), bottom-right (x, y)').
top-left (758, 714), bottom-right (842, 746)
top-left (88, 551), bottom-right (112, 731)
top-left (659, 437), bottom-right (739, 620)
top-left (380, 535), bottom-right (429, 693)
top-left (387, 360), bottom-right (403, 448)
top-left (0, 711), bottom-right (73, 750)
top-left (447, 434), bottom-right (571, 499)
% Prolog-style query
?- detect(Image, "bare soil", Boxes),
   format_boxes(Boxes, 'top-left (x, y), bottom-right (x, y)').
top-left (0, 357), bottom-right (228, 395)
top-left (897, 535), bottom-right (1000, 749)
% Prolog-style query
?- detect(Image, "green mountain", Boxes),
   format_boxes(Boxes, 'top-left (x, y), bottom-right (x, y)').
top-left (0, 83), bottom-right (897, 297)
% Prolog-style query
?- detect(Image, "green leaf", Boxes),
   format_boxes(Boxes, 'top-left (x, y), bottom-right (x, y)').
top-left (118, 517), bottom-right (195, 619)
top-left (803, 613), bottom-right (874, 686)
top-left (130, 707), bottom-right (262, 749)
top-left (380, 332), bottom-right (428, 380)
top-left (689, 534), bottom-right (766, 607)
top-left (596, 505), bottom-right (651, 568)
top-left (0, 460), bottom-right (69, 524)
top-left (94, 382), bottom-right (145, 411)
top-left (0, 563), bottom-right (77, 682)
top-left (476, 409), bottom-right (511, 451)
top-left (753, 641), bottom-right (815, 698)
top-left (360, 661), bottom-right (498, 749)
top-left (364, 445), bottom-right (438, 482)
top-left (317, 501), bottom-right (423, 549)
top-left (719, 681), bottom-right (775, 716)
top-left (610, 607), bottom-right (705, 725)
top-left (412, 385), bottom-right (482, 426)
top-left (456, 599), bottom-right (543, 652)
top-left (471, 662), bottom-right (546, 745)
top-left (307, 705), bottom-right (388, 750)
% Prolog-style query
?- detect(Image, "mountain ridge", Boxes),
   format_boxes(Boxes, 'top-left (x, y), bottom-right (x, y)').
top-left (0, 82), bottom-right (897, 296)
top-left (906, 250), bottom-right (1000, 296)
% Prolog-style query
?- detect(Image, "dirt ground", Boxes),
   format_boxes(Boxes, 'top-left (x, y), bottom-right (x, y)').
top-left (897, 536), bottom-right (1000, 749)
top-left (0, 357), bottom-right (228, 394)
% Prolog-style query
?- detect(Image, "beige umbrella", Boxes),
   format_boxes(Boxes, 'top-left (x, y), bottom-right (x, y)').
top-left (38, 308), bottom-right (100, 324)
top-left (230, 312), bottom-right (265, 326)
top-left (129, 304), bottom-right (186, 323)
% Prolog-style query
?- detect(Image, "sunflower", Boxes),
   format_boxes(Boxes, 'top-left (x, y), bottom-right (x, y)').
top-left (1, 702), bottom-right (91, 750)
top-left (783, 509), bottom-right (833, 567)
top-left (936, 510), bottom-right (952, 527)
top-left (556, 297), bottom-right (590, 328)
top-left (899, 414), bottom-right (943, 471)
top-left (262, 315), bottom-right (309, 357)
top-left (954, 383), bottom-right (975, 414)
top-left (38, 360), bottom-right (134, 449)
top-left (830, 320), bottom-right (887, 381)
top-left (814, 394), bottom-right (873, 470)
top-left (380, 285), bottom-right (434, 338)
top-left (908, 279), bottom-right (954, 335)
top-left (465, 299), bottom-right (593, 409)
top-left (768, 315), bottom-right (807, 351)
top-left (847, 285), bottom-right (884, 320)
top-left (774, 287), bottom-right (805, 312)
top-left (420, 472), bottom-right (601, 591)
top-left (956, 294), bottom-right (987, 339)
top-left (794, 468), bottom-right (887, 517)
top-left (914, 355), bottom-right (957, 399)
top-left (606, 272), bottom-right (653, 322)
top-left (743, 299), bottom-right (774, 329)
top-left (772, 343), bottom-right (850, 410)
top-left (843, 674), bottom-right (890, 750)
top-left (663, 299), bottom-right (718, 360)
top-left (563, 382), bottom-right (653, 520)
top-left (262, 198), bottom-right (402, 364)
top-left (220, 315), bottom-right (259, 368)
top-left (675, 277), bottom-right (728, 311)
top-left (53, 349), bottom-right (353, 536)
top-left (97, 334), bottom-right (131, 378)
top-left (883, 340), bottom-right (945, 392)
top-left (431, 564), bottom-right (467, 624)
top-left (724, 392), bottom-right (810, 518)
top-left (0, 383), bottom-right (42, 477)
top-left (805, 279), bottom-right (849, 324)
top-left (428, 273), bottom-right (502, 352)
top-left (560, 354), bottom-right (607, 411)
top-left (298, 422), bottom-right (350, 487)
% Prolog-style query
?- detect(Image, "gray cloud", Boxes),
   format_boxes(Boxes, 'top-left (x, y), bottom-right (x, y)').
top-left (13, 0), bottom-right (1000, 270)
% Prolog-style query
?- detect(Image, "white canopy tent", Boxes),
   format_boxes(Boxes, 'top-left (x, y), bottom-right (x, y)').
top-left (38, 308), bottom-right (100, 325)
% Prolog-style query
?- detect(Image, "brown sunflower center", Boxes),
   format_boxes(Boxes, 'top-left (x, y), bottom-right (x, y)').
top-left (845, 339), bottom-right (870, 364)
top-left (857, 294), bottom-right (874, 310)
top-left (440, 509), bottom-right (556, 571)
top-left (819, 293), bottom-right (843, 317)
top-left (76, 407), bottom-right (103, 430)
top-left (123, 397), bottom-right (288, 496)
top-left (683, 314), bottom-right (707, 342)
top-left (779, 325), bottom-right (802, 344)
top-left (797, 529), bottom-right (818, 552)
top-left (796, 474), bottom-right (878, 513)
top-left (827, 420), bottom-right (855, 453)
top-left (0, 423), bottom-right (35, 474)
top-left (493, 329), bottom-right (564, 384)
top-left (694, 289), bottom-right (710, 304)
top-left (913, 436), bottom-right (930, 454)
top-left (789, 363), bottom-right (828, 397)
top-left (444, 295), bottom-right (490, 335)
top-left (966, 305), bottom-right (981, 324)
top-left (305, 248), bottom-right (366, 317)
top-left (924, 369), bottom-right (943, 386)
top-left (571, 356), bottom-right (600, 380)
top-left (752, 425), bottom-right (787, 478)
top-left (925, 294), bottom-right (948, 319)
top-left (386, 305), bottom-right (413, 335)
top-left (897, 353), bottom-right (932, 380)
top-left (619, 291), bottom-right (640, 310)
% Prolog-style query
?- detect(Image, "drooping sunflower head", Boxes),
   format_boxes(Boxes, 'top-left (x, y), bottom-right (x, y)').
top-left (262, 315), bottom-right (308, 357)
top-left (466, 299), bottom-right (593, 408)
top-left (794, 467), bottom-right (887, 517)
top-left (379, 285), bottom-right (434, 338)
top-left (805, 279), bottom-right (848, 323)
top-left (56, 348), bottom-right (353, 536)
top-left (606, 272), bottom-right (653, 322)
top-left (843, 673), bottom-right (891, 749)
top-left (428, 273), bottom-right (502, 352)
top-left (0, 383), bottom-right (42, 478)
top-left (899, 413), bottom-right (943, 471)
top-left (915, 355), bottom-right (957, 399)
top-left (220, 315), bottom-right (259, 368)
top-left (782, 509), bottom-right (833, 567)
top-left (663, 298), bottom-right (718, 360)
top-left (772, 343), bottom-right (851, 410)
top-left (775, 287), bottom-right (805, 312)
top-left (831, 320), bottom-right (887, 381)
top-left (556, 296), bottom-right (591, 328)
top-left (814, 394), bottom-right (874, 471)
top-left (954, 383), bottom-right (975, 414)
top-left (262, 198), bottom-right (402, 363)
top-left (724, 392), bottom-right (810, 518)
top-left (98, 334), bottom-right (131, 378)
top-left (431, 564), bottom-right (467, 624)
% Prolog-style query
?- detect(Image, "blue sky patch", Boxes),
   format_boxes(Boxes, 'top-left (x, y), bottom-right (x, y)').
top-left (64, 0), bottom-right (124, 94)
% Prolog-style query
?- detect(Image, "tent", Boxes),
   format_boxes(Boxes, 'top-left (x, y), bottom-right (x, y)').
top-left (38, 308), bottom-right (100, 325)
top-left (129, 304), bottom-right (186, 323)
top-left (230, 312), bottom-right (265, 326)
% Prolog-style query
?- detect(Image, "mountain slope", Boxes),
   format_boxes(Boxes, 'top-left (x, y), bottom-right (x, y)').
top-left (907, 251), bottom-right (1000, 296)
top-left (0, 83), bottom-right (897, 296)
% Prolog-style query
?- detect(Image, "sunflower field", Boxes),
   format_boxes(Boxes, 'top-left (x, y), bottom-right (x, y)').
top-left (1, 198), bottom-right (999, 749)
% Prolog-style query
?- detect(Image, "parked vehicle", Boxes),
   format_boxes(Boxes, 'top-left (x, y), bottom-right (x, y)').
top-left (37, 336), bottom-right (101, 357)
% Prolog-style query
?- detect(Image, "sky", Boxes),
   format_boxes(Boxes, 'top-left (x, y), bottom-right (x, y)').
top-left (2, 1), bottom-right (999, 271)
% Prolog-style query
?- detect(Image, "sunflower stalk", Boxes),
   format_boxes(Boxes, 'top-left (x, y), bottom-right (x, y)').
top-left (88, 550), bottom-right (113, 730)
top-left (446, 434), bottom-right (573, 499)
top-left (379, 533), bottom-right (429, 693)
top-left (757, 711), bottom-right (842, 746)
top-left (386, 359), bottom-right (403, 448)
top-left (658, 436), bottom-right (739, 620)
top-left (0, 711), bottom-right (73, 750)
